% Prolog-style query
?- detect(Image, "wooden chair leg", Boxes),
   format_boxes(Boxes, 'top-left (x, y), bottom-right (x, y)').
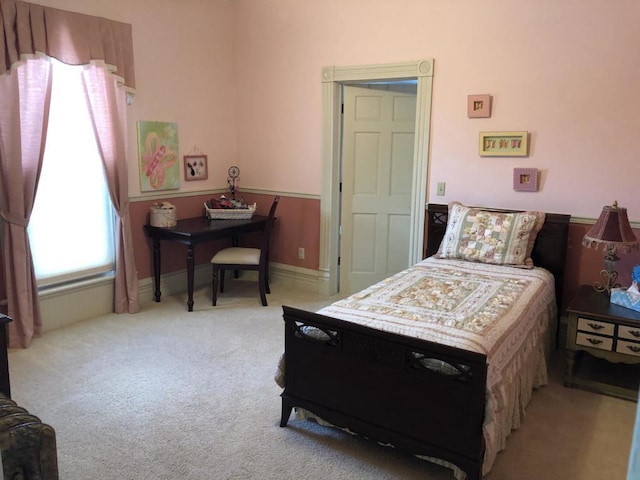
top-left (258, 268), bottom-right (268, 306)
top-left (265, 268), bottom-right (270, 294)
top-left (220, 270), bottom-right (226, 293)
top-left (212, 266), bottom-right (218, 306)
top-left (265, 253), bottom-right (271, 294)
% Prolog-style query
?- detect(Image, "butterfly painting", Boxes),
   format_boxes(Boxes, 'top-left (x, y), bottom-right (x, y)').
top-left (137, 121), bottom-right (180, 192)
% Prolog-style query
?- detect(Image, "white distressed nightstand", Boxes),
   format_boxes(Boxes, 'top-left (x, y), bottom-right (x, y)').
top-left (564, 285), bottom-right (640, 401)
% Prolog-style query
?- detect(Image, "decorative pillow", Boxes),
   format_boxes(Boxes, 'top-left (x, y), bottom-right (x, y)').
top-left (435, 202), bottom-right (546, 269)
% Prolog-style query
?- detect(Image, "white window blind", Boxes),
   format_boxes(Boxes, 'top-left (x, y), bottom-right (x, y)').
top-left (28, 60), bottom-right (115, 287)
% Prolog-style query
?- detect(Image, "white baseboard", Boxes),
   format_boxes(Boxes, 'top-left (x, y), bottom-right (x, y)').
top-left (39, 276), bottom-right (115, 333)
top-left (138, 262), bottom-right (321, 304)
top-left (39, 263), bottom-right (322, 332)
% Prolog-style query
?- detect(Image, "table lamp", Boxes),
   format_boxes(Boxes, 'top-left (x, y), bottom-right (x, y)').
top-left (582, 201), bottom-right (639, 295)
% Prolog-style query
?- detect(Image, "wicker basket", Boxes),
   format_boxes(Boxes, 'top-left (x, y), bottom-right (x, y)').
top-left (150, 203), bottom-right (177, 227)
top-left (205, 202), bottom-right (256, 220)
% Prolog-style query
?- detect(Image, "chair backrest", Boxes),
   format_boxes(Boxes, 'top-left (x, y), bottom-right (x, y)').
top-left (259, 196), bottom-right (280, 264)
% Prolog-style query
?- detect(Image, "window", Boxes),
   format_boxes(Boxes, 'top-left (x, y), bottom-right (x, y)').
top-left (28, 60), bottom-right (115, 287)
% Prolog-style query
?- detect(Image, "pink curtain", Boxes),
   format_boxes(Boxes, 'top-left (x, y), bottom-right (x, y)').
top-left (0, 1), bottom-right (137, 347)
top-left (82, 64), bottom-right (139, 314)
top-left (0, 58), bottom-right (52, 348)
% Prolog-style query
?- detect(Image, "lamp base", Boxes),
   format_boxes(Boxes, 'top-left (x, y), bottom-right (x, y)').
top-left (593, 269), bottom-right (620, 296)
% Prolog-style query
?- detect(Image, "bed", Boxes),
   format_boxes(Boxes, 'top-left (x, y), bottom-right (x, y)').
top-left (277, 202), bottom-right (570, 479)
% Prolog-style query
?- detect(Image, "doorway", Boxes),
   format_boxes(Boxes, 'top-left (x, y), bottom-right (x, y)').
top-left (318, 59), bottom-right (434, 296)
top-left (340, 82), bottom-right (417, 293)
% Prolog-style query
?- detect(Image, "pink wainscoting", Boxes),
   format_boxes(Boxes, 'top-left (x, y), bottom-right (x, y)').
top-left (131, 193), bottom-right (321, 281)
top-left (132, 195), bottom-right (639, 311)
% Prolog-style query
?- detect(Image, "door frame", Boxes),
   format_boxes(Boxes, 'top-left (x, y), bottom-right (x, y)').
top-left (318, 59), bottom-right (434, 295)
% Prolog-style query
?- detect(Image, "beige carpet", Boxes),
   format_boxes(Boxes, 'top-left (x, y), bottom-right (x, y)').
top-left (8, 281), bottom-right (637, 479)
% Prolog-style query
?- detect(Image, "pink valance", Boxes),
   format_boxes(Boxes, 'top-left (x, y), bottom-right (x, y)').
top-left (0, 0), bottom-right (135, 91)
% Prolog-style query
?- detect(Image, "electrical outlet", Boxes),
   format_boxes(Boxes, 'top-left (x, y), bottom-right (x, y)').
top-left (437, 182), bottom-right (446, 196)
top-left (298, 247), bottom-right (305, 260)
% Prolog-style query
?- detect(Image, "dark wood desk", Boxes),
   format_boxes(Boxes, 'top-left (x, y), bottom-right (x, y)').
top-left (144, 215), bottom-right (269, 311)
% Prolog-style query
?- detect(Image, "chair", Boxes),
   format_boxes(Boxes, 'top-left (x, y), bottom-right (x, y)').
top-left (211, 196), bottom-right (280, 306)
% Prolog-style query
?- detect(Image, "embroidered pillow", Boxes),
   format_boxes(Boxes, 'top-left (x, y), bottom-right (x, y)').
top-left (435, 202), bottom-right (545, 268)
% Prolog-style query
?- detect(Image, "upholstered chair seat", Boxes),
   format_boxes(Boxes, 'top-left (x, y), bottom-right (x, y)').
top-left (211, 247), bottom-right (260, 266)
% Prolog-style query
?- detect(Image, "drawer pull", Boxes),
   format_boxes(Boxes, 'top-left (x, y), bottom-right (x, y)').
top-left (629, 331), bottom-right (640, 338)
top-left (587, 322), bottom-right (605, 330)
top-left (626, 345), bottom-right (640, 353)
top-left (587, 338), bottom-right (603, 345)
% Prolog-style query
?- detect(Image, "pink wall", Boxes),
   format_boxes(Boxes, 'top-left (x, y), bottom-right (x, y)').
top-left (232, 0), bottom-right (640, 220)
top-left (34, 0), bottom-right (239, 199)
top-left (30, 0), bottom-right (640, 216)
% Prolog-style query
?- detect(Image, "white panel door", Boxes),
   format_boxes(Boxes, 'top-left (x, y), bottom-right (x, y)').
top-left (340, 84), bottom-right (416, 293)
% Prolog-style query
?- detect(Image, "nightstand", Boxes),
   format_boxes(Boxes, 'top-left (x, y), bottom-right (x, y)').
top-left (565, 285), bottom-right (640, 401)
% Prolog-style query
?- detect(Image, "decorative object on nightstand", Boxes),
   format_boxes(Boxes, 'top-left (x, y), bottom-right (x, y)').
top-left (582, 201), bottom-right (639, 295)
top-left (611, 265), bottom-right (640, 313)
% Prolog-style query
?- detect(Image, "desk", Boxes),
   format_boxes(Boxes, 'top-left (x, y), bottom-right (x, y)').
top-left (144, 215), bottom-right (269, 311)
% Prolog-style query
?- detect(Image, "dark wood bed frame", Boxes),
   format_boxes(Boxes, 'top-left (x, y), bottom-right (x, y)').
top-left (280, 203), bottom-right (570, 479)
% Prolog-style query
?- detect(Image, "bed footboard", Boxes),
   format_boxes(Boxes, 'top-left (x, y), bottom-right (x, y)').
top-left (280, 305), bottom-right (487, 480)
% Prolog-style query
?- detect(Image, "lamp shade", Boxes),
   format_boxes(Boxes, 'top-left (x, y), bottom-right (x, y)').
top-left (582, 201), bottom-right (639, 254)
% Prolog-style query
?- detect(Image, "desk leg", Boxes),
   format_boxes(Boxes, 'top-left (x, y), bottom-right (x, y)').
top-left (152, 239), bottom-right (161, 302)
top-left (187, 245), bottom-right (195, 312)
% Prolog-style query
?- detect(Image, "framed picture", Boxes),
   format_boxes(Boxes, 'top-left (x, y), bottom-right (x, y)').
top-left (513, 168), bottom-right (539, 192)
top-left (137, 121), bottom-right (180, 192)
top-left (479, 131), bottom-right (528, 157)
top-left (183, 154), bottom-right (208, 181)
top-left (467, 94), bottom-right (491, 118)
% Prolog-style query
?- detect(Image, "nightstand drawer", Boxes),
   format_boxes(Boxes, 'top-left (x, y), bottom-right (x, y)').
top-left (619, 325), bottom-right (640, 341)
top-left (616, 340), bottom-right (640, 357)
top-left (575, 332), bottom-right (613, 351)
top-left (577, 317), bottom-right (615, 336)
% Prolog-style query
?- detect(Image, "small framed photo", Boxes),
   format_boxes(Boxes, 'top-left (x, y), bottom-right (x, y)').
top-left (467, 94), bottom-right (491, 118)
top-left (513, 168), bottom-right (539, 192)
top-left (183, 155), bottom-right (208, 181)
top-left (479, 131), bottom-right (528, 157)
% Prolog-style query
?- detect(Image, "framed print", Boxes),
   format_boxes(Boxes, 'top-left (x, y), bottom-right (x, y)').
top-left (467, 94), bottom-right (491, 118)
top-left (479, 131), bottom-right (528, 157)
top-left (137, 121), bottom-right (180, 192)
top-left (513, 168), bottom-right (539, 192)
top-left (183, 155), bottom-right (208, 181)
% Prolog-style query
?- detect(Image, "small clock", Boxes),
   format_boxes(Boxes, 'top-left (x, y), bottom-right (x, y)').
top-left (228, 166), bottom-right (240, 178)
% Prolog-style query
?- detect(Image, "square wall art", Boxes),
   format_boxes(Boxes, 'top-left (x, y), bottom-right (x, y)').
top-left (513, 168), bottom-right (539, 192)
top-left (468, 94), bottom-right (491, 118)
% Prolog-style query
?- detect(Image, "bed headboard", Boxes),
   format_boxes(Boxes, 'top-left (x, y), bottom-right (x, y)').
top-left (425, 203), bottom-right (571, 309)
